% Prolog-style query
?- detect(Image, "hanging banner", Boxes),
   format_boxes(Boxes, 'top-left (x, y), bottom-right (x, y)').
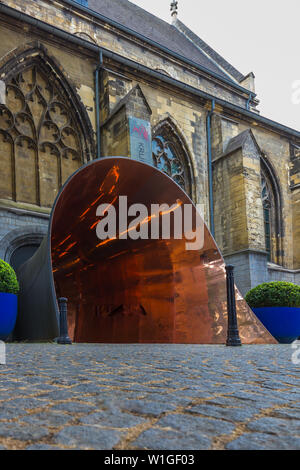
top-left (128, 117), bottom-right (152, 165)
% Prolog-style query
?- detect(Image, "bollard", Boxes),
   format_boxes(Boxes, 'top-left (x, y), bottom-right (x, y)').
top-left (225, 265), bottom-right (242, 347)
top-left (57, 297), bottom-right (72, 344)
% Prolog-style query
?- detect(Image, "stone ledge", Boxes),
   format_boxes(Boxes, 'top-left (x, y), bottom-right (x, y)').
top-left (267, 263), bottom-right (300, 275)
top-left (0, 201), bottom-right (50, 220)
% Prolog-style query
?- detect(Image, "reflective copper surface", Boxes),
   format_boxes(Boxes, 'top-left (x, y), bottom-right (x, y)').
top-left (51, 157), bottom-right (276, 344)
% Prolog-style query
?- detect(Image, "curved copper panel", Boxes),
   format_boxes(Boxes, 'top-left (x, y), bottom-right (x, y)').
top-left (49, 157), bottom-right (275, 344)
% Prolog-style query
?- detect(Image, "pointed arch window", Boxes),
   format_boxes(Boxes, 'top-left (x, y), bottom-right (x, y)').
top-left (152, 122), bottom-right (193, 197)
top-left (0, 47), bottom-right (92, 209)
top-left (261, 174), bottom-right (272, 261)
top-left (260, 157), bottom-right (283, 265)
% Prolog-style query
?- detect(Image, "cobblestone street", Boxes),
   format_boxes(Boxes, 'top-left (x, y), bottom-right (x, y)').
top-left (0, 344), bottom-right (299, 450)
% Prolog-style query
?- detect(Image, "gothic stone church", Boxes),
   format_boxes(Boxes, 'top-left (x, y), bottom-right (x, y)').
top-left (0, 0), bottom-right (299, 296)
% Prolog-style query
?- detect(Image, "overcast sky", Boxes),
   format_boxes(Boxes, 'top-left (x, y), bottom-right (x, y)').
top-left (132, 0), bottom-right (300, 131)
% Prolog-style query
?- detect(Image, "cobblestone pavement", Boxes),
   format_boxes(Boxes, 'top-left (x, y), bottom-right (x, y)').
top-left (0, 343), bottom-right (299, 450)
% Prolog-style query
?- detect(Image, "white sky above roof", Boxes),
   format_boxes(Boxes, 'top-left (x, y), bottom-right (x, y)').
top-left (131, 0), bottom-right (300, 132)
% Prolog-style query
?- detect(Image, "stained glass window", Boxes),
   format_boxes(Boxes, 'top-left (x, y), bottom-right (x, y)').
top-left (261, 174), bottom-right (272, 262)
top-left (261, 174), bottom-right (274, 261)
top-left (0, 62), bottom-right (84, 207)
top-left (152, 135), bottom-right (191, 196)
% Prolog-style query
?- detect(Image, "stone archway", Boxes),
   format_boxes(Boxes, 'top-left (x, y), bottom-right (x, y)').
top-left (0, 224), bottom-right (47, 266)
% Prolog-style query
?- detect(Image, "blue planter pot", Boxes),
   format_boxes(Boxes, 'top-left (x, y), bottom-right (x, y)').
top-left (252, 307), bottom-right (300, 344)
top-left (0, 293), bottom-right (18, 341)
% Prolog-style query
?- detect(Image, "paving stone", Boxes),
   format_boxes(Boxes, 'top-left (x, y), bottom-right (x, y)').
top-left (119, 399), bottom-right (177, 417)
top-left (0, 390), bottom-right (36, 400)
top-left (54, 425), bottom-right (122, 449)
top-left (70, 383), bottom-right (107, 394)
top-left (0, 406), bottom-right (27, 420)
top-left (156, 413), bottom-right (235, 437)
top-left (226, 392), bottom-right (288, 409)
top-left (177, 388), bottom-right (221, 398)
top-left (247, 417), bottom-right (300, 436)
top-left (140, 393), bottom-right (192, 407)
top-left (20, 412), bottom-right (73, 427)
top-left (49, 402), bottom-right (97, 414)
top-left (270, 408), bottom-right (300, 420)
top-left (25, 444), bottom-right (63, 450)
top-left (29, 384), bottom-right (59, 392)
top-left (37, 390), bottom-right (81, 400)
top-left (205, 396), bottom-right (241, 406)
top-left (80, 410), bottom-right (146, 428)
top-left (50, 379), bottom-right (79, 386)
top-left (4, 398), bottom-right (48, 410)
top-left (188, 404), bottom-right (257, 422)
top-left (0, 423), bottom-right (50, 441)
top-left (132, 428), bottom-right (211, 450)
top-left (268, 392), bottom-right (300, 405)
top-left (226, 433), bottom-right (300, 450)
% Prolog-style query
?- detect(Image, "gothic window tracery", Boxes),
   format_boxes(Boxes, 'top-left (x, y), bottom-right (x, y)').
top-left (260, 159), bottom-right (283, 265)
top-left (261, 174), bottom-right (272, 261)
top-left (0, 61), bottom-right (84, 208)
top-left (152, 122), bottom-right (192, 197)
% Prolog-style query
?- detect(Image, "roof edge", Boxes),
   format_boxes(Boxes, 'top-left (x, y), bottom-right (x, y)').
top-left (0, 2), bottom-right (298, 140)
top-left (173, 18), bottom-right (245, 83)
top-left (54, 0), bottom-right (255, 97)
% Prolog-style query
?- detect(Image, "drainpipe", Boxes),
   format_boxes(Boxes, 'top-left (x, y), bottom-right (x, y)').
top-left (246, 92), bottom-right (253, 111)
top-left (95, 49), bottom-right (103, 158)
top-left (206, 99), bottom-right (215, 237)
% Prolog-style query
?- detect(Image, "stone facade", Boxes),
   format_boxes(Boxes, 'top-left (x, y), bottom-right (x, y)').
top-left (0, 0), bottom-right (299, 293)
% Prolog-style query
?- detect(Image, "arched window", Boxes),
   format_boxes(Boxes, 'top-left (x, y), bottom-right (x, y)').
top-left (261, 174), bottom-right (272, 261)
top-left (152, 120), bottom-right (193, 197)
top-left (0, 44), bottom-right (93, 209)
top-left (0, 224), bottom-right (47, 267)
top-left (260, 157), bottom-right (283, 265)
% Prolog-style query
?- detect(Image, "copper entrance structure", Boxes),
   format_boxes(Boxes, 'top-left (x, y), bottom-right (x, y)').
top-left (15, 157), bottom-right (276, 344)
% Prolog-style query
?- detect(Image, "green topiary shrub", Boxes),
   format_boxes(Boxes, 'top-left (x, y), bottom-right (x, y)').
top-left (0, 259), bottom-right (19, 294)
top-left (245, 281), bottom-right (300, 308)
